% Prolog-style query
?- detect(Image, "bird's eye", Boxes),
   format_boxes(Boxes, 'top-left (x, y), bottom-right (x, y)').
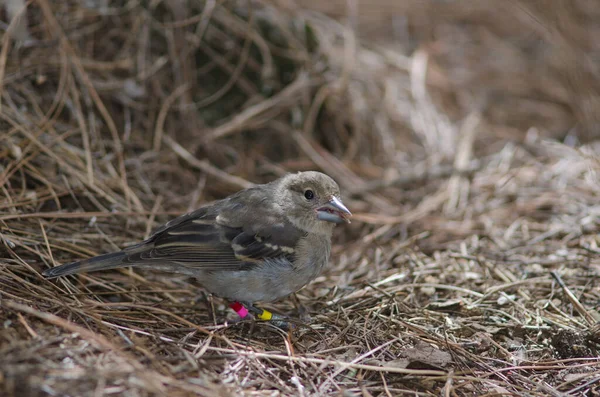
top-left (304, 189), bottom-right (315, 200)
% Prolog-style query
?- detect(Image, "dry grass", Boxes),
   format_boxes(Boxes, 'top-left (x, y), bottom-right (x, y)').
top-left (2, 0), bottom-right (600, 396)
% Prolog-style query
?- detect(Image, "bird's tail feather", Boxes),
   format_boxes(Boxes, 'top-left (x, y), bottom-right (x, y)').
top-left (43, 250), bottom-right (134, 278)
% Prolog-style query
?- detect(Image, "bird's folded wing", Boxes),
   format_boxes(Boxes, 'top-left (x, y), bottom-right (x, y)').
top-left (216, 194), bottom-right (306, 262)
top-left (130, 193), bottom-right (304, 270)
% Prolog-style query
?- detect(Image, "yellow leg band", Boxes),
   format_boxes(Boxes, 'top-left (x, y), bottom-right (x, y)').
top-left (257, 309), bottom-right (273, 321)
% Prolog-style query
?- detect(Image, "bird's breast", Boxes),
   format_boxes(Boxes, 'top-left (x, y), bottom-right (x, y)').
top-left (293, 233), bottom-right (331, 282)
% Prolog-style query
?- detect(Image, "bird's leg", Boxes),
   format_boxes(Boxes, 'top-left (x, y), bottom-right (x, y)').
top-left (245, 303), bottom-right (292, 330)
top-left (230, 301), bottom-right (291, 329)
top-left (290, 293), bottom-right (311, 322)
top-left (233, 301), bottom-right (279, 320)
top-left (246, 304), bottom-right (276, 321)
top-left (229, 301), bottom-right (250, 319)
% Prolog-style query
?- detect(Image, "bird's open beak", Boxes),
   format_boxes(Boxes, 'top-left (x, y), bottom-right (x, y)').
top-left (317, 196), bottom-right (352, 224)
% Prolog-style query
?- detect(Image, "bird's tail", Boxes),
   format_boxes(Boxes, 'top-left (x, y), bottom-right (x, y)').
top-left (42, 247), bottom-right (142, 278)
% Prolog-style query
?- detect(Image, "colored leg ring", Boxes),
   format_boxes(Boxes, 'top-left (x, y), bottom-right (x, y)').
top-left (257, 308), bottom-right (273, 321)
top-left (230, 302), bottom-right (249, 319)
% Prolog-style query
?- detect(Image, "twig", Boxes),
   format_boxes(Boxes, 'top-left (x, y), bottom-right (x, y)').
top-left (162, 135), bottom-right (255, 189)
top-left (550, 271), bottom-right (596, 325)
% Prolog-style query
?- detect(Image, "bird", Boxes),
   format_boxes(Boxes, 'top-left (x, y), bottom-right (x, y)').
top-left (43, 171), bottom-right (352, 326)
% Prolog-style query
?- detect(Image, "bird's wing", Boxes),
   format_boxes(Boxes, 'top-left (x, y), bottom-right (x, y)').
top-left (127, 188), bottom-right (304, 270)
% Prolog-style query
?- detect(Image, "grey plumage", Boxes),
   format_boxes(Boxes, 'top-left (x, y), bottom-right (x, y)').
top-left (43, 171), bottom-right (351, 305)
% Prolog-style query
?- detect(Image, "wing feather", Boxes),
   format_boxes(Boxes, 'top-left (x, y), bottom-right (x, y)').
top-left (132, 187), bottom-right (305, 271)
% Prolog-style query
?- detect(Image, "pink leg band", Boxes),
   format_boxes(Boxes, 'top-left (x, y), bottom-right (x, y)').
top-left (230, 302), bottom-right (249, 319)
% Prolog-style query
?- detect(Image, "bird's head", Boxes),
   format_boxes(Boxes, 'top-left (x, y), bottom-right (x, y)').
top-left (276, 171), bottom-right (352, 235)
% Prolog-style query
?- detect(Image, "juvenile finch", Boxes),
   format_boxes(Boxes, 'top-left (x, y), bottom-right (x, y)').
top-left (43, 171), bottom-right (351, 325)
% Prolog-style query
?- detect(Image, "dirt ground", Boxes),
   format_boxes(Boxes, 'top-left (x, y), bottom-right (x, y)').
top-left (1, 0), bottom-right (600, 396)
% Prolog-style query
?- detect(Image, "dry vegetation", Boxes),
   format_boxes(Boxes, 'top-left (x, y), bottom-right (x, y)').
top-left (2, 0), bottom-right (600, 395)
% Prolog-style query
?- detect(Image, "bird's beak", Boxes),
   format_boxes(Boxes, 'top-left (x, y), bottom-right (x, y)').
top-left (317, 196), bottom-right (352, 224)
